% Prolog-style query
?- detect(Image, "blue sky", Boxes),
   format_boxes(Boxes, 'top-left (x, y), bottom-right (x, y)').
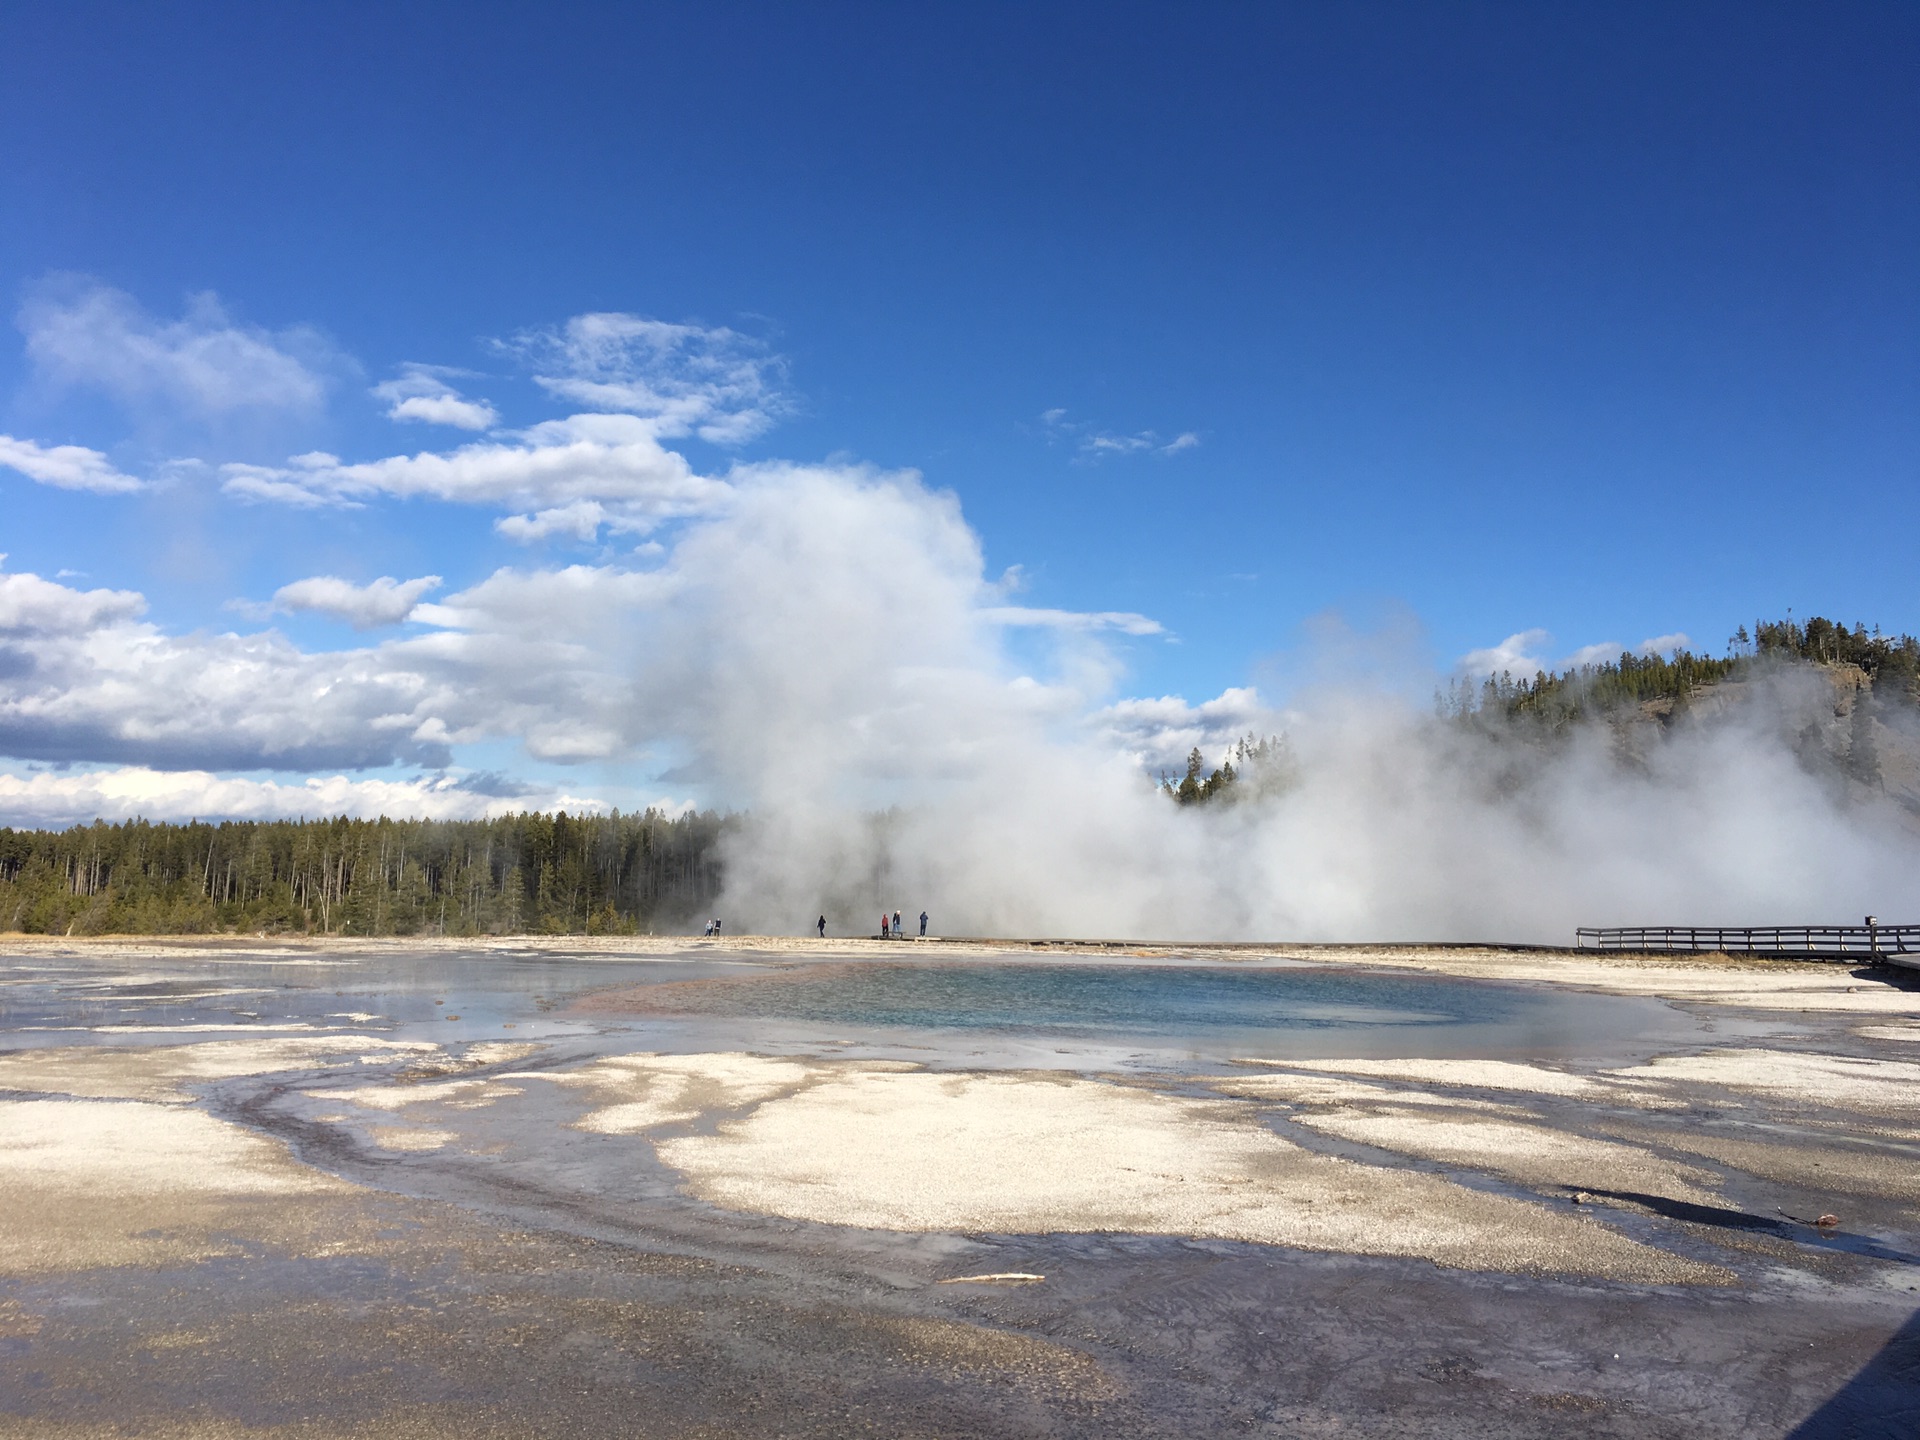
top-left (1, 2), bottom-right (1915, 823)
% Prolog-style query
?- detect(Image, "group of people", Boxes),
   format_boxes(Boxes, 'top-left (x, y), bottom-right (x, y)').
top-left (703, 914), bottom-right (933, 938)
top-left (811, 910), bottom-right (929, 939)
top-left (880, 908), bottom-right (928, 939)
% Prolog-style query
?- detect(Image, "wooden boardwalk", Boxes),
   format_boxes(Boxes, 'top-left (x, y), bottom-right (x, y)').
top-left (1576, 923), bottom-right (1919, 965)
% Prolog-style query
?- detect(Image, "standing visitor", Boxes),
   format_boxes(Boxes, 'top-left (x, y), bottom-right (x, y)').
top-left (919, 910), bottom-right (928, 937)
top-left (880, 913), bottom-right (889, 938)
top-left (893, 910), bottom-right (902, 938)
top-left (817, 915), bottom-right (826, 938)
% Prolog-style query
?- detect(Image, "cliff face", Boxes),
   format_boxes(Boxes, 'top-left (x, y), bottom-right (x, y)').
top-left (1617, 661), bottom-right (1920, 817)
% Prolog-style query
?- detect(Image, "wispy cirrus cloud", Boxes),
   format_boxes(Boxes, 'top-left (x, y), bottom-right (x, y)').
top-left (220, 413), bottom-right (732, 539)
top-left (17, 275), bottom-right (340, 420)
top-left (980, 605), bottom-right (1164, 637)
top-left (503, 312), bottom-right (789, 445)
top-left (1041, 408), bottom-right (1199, 459)
top-left (1460, 629), bottom-right (1695, 677)
top-left (202, 310), bottom-right (787, 542)
top-left (0, 434), bottom-right (144, 493)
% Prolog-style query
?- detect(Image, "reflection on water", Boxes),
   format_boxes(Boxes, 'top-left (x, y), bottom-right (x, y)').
top-left (675, 963), bottom-right (1469, 1031)
top-left (619, 959), bottom-right (1714, 1063)
top-left (0, 948), bottom-right (1724, 1065)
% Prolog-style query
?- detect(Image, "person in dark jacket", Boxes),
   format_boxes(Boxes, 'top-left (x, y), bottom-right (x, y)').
top-left (817, 914), bottom-right (826, 938)
top-left (919, 910), bottom-right (928, 937)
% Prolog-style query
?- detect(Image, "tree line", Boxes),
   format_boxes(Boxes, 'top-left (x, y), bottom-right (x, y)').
top-left (1440, 614), bottom-right (1920, 727)
top-left (1161, 735), bottom-right (1296, 806)
top-left (0, 809), bottom-right (727, 937)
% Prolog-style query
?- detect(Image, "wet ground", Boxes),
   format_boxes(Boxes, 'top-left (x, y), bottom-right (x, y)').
top-left (1, 935), bottom-right (1917, 1437)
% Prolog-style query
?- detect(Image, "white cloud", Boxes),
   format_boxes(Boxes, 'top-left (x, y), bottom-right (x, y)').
top-left (0, 467), bottom-right (1169, 787)
top-left (270, 574), bottom-right (443, 630)
top-left (981, 605), bottom-right (1165, 637)
top-left (0, 765), bottom-right (606, 827)
top-left (0, 434), bottom-right (144, 494)
top-left (1042, 409), bottom-right (1201, 459)
top-left (1460, 629), bottom-right (1551, 677)
top-left (0, 570), bottom-right (146, 635)
top-left (18, 276), bottom-right (335, 418)
top-left (372, 365), bottom-right (499, 430)
top-left (221, 413), bottom-right (731, 538)
top-left (505, 312), bottom-right (788, 444)
top-left (1561, 641), bottom-right (1625, 669)
top-left (1091, 686), bottom-right (1267, 770)
top-left (1471, 630), bottom-right (1697, 676)
top-left (493, 501), bottom-right (608, 543)
top-left (1636, 632), bottom-right (1691, 657)
top-left (0, 565), bottom-right (669, 771)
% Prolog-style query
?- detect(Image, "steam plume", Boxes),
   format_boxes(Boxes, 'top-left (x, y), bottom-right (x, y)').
top-left (617, 462), bottom-right (1920, 941)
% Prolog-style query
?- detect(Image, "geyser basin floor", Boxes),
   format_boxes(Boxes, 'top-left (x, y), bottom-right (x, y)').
top-left (1, 937), bottom-right (1918, 1438)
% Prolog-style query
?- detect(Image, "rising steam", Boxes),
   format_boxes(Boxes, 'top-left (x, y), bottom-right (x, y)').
top-left (617, 462), bottom-right (1920, 942)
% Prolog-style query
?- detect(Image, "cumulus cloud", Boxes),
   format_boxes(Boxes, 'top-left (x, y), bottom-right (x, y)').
top-left (372, 365), bottom-right (499, 430)
top-left (0, 570), bottom-right (146, 635)
top-left (1460, 628), bottom-right (1552, 677)
top-left (221, 413), bottom-right (730, 539)
top-left (1468, 629), bottom-right (1699, 677)
top-left (0, 566), bottom-right (662, 771)
top-left (505, 312), bottom-right (788, 444)
top-left (1041, 408), bottom-right (1200, 459)
top-left (493, 501), bottom-right (609, 544)
top-left (269, 574), bottom-right (443, 630)
top-left (0, 434), bottom-right (144, 493)
top-left (18, 275), bottom-right (335, 418)
top-left (0, 765), bottom-right (607, 827)
top-left (1090, 686), bottom-right (1268, 771)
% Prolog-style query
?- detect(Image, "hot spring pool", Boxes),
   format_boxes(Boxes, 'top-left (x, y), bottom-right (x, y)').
top-left (595, 957), bottom-right (1720, 1064)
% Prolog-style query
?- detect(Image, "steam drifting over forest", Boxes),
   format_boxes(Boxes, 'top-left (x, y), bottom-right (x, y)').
top-left (6, 599), bottom-right (1918, 942)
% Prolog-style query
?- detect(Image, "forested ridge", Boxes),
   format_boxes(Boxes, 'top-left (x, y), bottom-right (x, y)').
top-left (0, 810), bottom-right (727, 937)
top-left (1180, 614), bottom-right (1918, 807)
top-left (1442, 614), bottom-right (1920, 726)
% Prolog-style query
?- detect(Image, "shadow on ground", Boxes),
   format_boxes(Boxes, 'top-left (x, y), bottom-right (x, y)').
top-left (1789, 1308), bottom-right (1920, 1440)
top-left (1580, 1190), bottom-right (1920, 1267)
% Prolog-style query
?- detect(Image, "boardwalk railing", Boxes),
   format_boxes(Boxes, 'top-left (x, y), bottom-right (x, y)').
top-left (1576, 924), bottom-right (1919, 959)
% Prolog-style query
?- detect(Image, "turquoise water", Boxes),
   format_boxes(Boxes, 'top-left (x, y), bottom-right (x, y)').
top-left (712, 963), bottom-right (1461, 1030)
top-left (640, 959), bottom-right (1705, 1060)
top-left (0, 949), bottom-right (1714, 1065)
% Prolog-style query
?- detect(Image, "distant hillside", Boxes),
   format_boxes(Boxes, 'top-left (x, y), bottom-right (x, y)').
top-left (1443, 615), bottom-right (1920, 726)
top-left (1171, 615), bottom-right (1920, 814)
top-left (1430, 613), bottom-right (1920, 819)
